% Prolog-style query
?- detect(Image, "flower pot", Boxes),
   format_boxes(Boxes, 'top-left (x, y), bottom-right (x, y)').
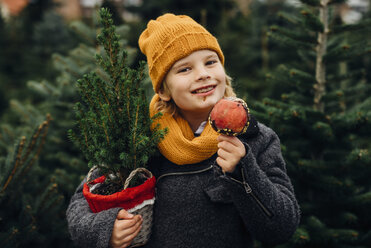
top-left (83, 167), bottom-right (155, 247)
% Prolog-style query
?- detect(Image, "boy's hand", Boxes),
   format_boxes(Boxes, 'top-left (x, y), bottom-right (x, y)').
top-left (216, 135), bottom-right (246, 173)
top-left (110, 209), bottom-right (142, 248)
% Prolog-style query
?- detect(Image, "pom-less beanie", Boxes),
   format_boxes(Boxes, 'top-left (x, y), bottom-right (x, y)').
top-left (138, 13), bottom-right (224, 93)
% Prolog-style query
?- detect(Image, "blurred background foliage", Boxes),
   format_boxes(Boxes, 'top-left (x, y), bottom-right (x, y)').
top-left (0, 0), bottom-right (370, 247)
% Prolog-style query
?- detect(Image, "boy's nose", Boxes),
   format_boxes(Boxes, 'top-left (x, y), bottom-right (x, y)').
top-left (196, 67), bottom-right (210, 81)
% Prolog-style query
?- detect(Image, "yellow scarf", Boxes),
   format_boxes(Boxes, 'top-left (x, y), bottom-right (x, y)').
top-left (150, 94), bottom-right (220, 165)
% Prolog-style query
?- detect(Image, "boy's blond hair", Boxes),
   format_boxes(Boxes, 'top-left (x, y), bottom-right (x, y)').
top-left (154, 75), bottom-right (236, 116)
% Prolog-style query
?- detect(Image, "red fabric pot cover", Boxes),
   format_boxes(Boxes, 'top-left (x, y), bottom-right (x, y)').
top-left (83, 175), bottom-right (156, 213)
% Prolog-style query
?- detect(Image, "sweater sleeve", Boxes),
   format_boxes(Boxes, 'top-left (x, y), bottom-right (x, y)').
top-left (221, 123), bottom-right (300, 245)
top-left (66, 175), bottom-right (121, 248)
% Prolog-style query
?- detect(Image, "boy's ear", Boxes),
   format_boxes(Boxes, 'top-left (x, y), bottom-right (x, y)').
top-left (158, 88), bottom-right (171, 101)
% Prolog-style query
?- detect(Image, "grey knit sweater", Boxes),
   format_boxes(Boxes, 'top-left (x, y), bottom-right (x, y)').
top-left (66, 121), bottom-right (300, 248)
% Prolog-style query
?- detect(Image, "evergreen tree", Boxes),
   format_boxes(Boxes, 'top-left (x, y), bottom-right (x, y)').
top-left (68, 8), bottom-right (167, 189)
top-left (31, 11), bottom-right (79, 81)
top-left (253, 0), bottom-right (371, 247)
top-left (0, 116), bottom-right (69, 248)
top-left (216, 0), bottom-right (298, 101)
top-left (0, 6), bottom-right (76, 106)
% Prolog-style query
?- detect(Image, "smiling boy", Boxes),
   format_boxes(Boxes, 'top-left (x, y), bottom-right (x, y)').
top-left (66, 13), bottom-right (300, 248)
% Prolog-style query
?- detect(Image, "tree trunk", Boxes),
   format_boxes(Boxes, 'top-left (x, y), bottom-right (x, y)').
top-left (313, 0), bottom-right (329, 112)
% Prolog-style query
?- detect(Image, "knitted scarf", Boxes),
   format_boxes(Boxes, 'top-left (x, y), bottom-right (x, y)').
top-left (150, 95), bottom-right (219, 165)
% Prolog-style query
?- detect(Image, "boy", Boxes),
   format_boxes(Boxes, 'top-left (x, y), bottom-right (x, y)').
top-left (67, 13), bottom-right (300, 248)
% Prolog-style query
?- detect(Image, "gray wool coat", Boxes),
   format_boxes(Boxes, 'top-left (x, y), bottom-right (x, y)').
top-left (66, 120), bottom-right (300, 248)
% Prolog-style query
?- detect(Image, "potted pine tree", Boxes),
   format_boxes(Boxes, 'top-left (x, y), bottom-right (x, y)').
top-left (68, 8), bottom-right (167, 247)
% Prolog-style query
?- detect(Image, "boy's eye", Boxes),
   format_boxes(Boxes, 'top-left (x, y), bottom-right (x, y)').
top-left (206, 60), bottom-right (217, 66)
top-left (177, 67), bottom-right (191, 73)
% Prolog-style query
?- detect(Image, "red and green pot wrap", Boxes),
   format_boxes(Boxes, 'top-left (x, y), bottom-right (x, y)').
top-left (83, 174), bottom-right (155, 213)
top-left (83, 167), bottom-right (155, 247)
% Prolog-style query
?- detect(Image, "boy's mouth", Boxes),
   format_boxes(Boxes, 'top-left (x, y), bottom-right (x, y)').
top-left (191, 85), bottom-right (216, 94)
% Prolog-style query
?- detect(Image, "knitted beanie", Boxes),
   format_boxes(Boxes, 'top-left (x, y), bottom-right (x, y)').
top-left (138, 13), bottom-right (224, 93)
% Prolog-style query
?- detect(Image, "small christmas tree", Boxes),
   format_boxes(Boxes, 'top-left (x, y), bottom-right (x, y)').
top-left (68, 8), bottom-right (166, 191)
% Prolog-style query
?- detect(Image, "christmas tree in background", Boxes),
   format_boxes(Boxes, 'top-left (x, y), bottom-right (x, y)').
top-left (0, 115), bottom-right (69, 247)
top-left (30, 11), bottom-right (78, 81)
top-left (252, 0), bottom-right (371, 247)
top-left (0, 1), bottom-right (76, 103)
top-left (216, 0), bottom-right (298, 101)
top-left (68, 8), bottom-right (166, 190)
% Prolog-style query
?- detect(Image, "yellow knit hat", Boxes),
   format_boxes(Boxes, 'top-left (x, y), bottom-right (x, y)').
top-left (138, 13), bottom-right (224, 93)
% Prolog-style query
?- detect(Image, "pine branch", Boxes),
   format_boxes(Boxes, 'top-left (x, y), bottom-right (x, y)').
top-left (300, 9), bottom-right (324, 33)
top-left (332, 19), bottom-right (371, 34)
top-left (35, 183), bottom-right (59, 213)
top-left (327, 69), bottom-right (365, 83)
top-left (324, 42), bottom-right (371, 63)
top-left (281, 92), bottom-right (313, 106)
top-left (269, 25), bottom-right (318, 44)
top-left (1, 136), bottom-right (26, 194)
top-left (19, 115), bottom-right (51, 177)
top-left (267, 65), bottom-right (315, 93)
top-left (78, 120), bottom-right (89, 148)
top-left (95, 78), bottom-right (113, 123)
top-left (1, 115), bottom-right (51, 193)
top-left (277, 11), bottom-right (301, 25)
top-left (268, 30), bottom-right (314, 50)
top-left (20, 114), bottom-right (51, 166)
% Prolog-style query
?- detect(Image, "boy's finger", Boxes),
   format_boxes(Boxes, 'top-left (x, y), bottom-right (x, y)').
top-left (218, 141), bottom-right (235, 153)
top-left (120, 223), bottom-right (143, 248)
top-left (117, 209), bottom-right (134, 219)
top-left (216, 156), bottom-right (227, 167)
top-left (217, 148), bottom-right (230, 160)
top-left (118, 215), bottom-right (142, 229)
top-left (217, 135), bottom-right (240, 146)
top-left (114, 221), bottom-right (141, 248)
top-left (121, 217), bottom-right (143, 241)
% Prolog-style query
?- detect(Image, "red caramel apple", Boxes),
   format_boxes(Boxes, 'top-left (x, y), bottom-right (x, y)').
top-left (209, 97), bottom-right (250, 136)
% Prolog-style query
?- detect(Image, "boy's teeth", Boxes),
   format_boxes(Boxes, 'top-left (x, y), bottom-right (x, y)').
top-left (194, 86), bottom-right (214, 93)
